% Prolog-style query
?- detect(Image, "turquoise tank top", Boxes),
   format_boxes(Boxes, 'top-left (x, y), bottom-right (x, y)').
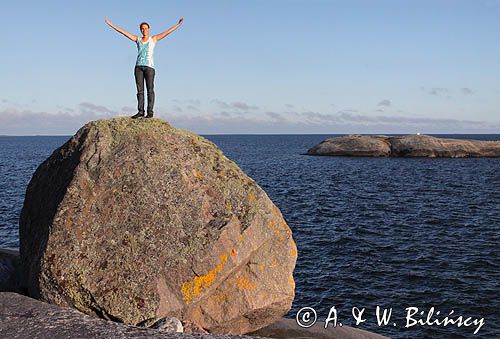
top-left (136, 36), bottom-right (156, 68)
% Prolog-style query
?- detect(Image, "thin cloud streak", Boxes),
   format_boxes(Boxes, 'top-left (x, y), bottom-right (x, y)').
top-left (211, 99), bottom-right (259, 111)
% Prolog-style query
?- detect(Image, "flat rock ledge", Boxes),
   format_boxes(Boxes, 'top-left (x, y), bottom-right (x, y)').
top-left (0, 292), bottom-right (387, 339)
top-left (307, 134), bottom-right (500, 157)
top-left (250, 318), bottom-right (388, 339)
top-left (0, 292), bottom-right (253, 339)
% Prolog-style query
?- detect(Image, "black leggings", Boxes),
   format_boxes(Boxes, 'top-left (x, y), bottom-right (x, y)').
top-left (134, 66), bottom-right (155, 115)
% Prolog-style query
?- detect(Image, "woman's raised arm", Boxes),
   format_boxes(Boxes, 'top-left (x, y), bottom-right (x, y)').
top-left (153, 17), bottom-right (184, 43)
top-left (105, 19), bottom-right (138, 42)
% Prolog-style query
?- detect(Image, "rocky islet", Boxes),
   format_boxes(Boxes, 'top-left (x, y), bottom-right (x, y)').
top-left (307, 134), bottom-right (500, 157)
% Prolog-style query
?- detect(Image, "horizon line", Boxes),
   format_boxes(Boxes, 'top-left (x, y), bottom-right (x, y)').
top-left (1, 132), bottom-right (500, 137)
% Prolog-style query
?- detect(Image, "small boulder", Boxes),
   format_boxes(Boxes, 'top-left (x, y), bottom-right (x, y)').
top-left (150, 317), bottom-right (184, 333)
top-left (20, 118), bottom-right (297, 334)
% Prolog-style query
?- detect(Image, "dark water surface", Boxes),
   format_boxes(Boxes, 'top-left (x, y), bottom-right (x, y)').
top-left (1, 134), bottom-right (499, 338)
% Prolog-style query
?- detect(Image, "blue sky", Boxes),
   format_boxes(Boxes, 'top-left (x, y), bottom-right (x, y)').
top-left (1, 0), bottom-right (500, 135)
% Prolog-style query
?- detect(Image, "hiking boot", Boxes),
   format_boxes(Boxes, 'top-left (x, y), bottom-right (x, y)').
top-left (131, 112), bottom-right (144, 119)
top-left (145, 113), bottom-right (154, 118)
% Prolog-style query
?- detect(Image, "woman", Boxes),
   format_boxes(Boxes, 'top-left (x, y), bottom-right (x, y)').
top-left (105, 18), bottom-right (184, 118)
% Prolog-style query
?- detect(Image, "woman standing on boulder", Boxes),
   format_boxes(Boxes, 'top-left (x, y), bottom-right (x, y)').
top-left (105, 18), bottom-right (184, 118)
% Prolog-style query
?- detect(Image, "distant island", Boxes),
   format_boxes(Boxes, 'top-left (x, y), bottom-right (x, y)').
top-left (307, 134), bottom-right (500, 157)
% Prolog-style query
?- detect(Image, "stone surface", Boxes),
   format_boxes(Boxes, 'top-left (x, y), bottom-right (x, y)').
top-left (307, 135), bottom-right (391, 157)
top-left (150, 317), bottom-right (183, 333)
top-left (307, 134), bottom-right (500, 157)
top-left (0, 248), bottom-right (21, 293)
top-left (0, 292), bottom-right (253, 338)
top-left (0, 293), bottom-right (389, 339)
top-left (249, 318), bottom-right (388, 339)
top-left (19, 117), bottom-right (297, 334)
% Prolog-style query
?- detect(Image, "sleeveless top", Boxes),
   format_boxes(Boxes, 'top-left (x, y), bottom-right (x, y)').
top-left (136, 36), bottom-right (156, 68)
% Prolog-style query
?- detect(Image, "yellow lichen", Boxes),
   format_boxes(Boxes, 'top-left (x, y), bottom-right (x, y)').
top-left (213, 291), bottom-right (228, 303)
top-left (268, 220), bottom-right (285, 240)
top-left (230, 248), bottom-right (236, 256)
top-left (288, 275), bottom-right (295, 285)
top-left (181, 254), bottom-right (229, 305)
top-left (217, 254), bottom-right (228, 272)
top-left (192, 169), bottom-right (203, 179)
top-left (249, 192), bottom-right (255, 202)
top-left (282, 220), bottom-right (288, 231)
top-left (237, 277), bottom-right (255, 290)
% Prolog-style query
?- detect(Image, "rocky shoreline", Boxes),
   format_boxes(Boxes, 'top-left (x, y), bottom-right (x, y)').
top-left (307, 134), bottom-right (500, 157)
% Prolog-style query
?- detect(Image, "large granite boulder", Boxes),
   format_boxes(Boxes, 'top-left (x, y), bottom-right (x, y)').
top-left (307, 134), bottom-right (500, 157)
top-left (19, 118), bottom-right (297, 334)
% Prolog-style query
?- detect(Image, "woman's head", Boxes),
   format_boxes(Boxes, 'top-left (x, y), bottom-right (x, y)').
top-left (140, 22), bottom-right (150, 36)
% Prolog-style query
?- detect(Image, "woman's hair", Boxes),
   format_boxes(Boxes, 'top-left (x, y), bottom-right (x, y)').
top-left (140, 22), bottom-right (150, 29)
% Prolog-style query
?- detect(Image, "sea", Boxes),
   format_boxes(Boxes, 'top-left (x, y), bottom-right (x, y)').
top-left (1, 134), bottom-right (499, 338)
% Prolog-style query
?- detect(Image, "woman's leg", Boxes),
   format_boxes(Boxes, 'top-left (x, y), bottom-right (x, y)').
top-left (144, 67), bottom-right (156, 117)
top-left (133, 66), bottom-right (145, 117)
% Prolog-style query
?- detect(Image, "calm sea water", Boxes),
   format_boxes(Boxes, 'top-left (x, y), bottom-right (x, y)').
top-left (1, 134), bottom-right (499, 338)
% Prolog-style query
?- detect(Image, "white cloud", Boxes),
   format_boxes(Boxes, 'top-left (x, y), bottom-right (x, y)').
top-left (378, 99), bottom-right (391, 107)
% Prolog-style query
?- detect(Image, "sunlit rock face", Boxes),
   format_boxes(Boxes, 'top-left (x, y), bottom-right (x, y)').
top-left (20, 117), bottom-right (296, 334)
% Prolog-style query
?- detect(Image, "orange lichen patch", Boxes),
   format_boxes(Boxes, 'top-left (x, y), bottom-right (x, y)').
top-left (230, 248), bottom-right (236, 256)
top-left (181, 254), bottom-right (229, 305)
top-left (273, 229), bottom-right (284, 239)
top-left (270, 259), bottom-right (278, 268)
top-left (192, 169), bottom-right (203, 179)
top-left (224, 203), bottom-right (233, 211)
top-left (290, 248), bottom-right (298, 257)
top-left (249, 192), bottom-right (255, 202)
top-left (282, 220), bottom-right (289, 231)
top-left (288, 275), bottom-right (295, 285)
top-left (237, 277), bottom-right (255, 290)
top-left (216, 254), bottom-right (228, 272)
top-left (239, 234), bottom-right (243, 241)
top-left (259, 264), bottom-right (265, 271)
top-left (213, 291), bottom-right (229, 304)
top-left (268, 219), bottom-right (285, 240)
